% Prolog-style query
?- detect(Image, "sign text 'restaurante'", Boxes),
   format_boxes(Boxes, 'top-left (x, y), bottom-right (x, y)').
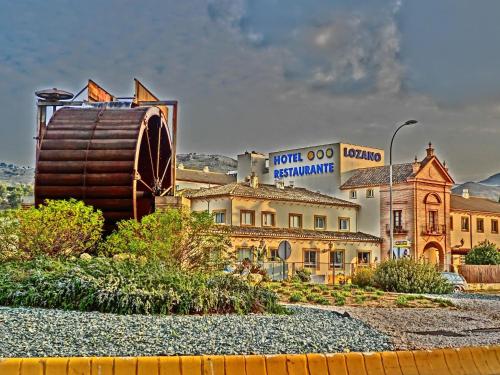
top-left (273, 152), bottom-right (334, 179)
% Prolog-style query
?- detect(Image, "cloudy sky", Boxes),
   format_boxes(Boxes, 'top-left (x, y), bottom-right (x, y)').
top-left (0, 0), bottom-right (499, 182)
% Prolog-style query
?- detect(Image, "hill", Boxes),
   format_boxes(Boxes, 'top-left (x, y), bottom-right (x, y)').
top-left (452, 172), bottom-right (500, 202)
top-left (480, 172), bottom-right (500, 186)
top-left (0, 154), bottom-right (237, 185)
top-left (176, 153), bottom-right (237, 173)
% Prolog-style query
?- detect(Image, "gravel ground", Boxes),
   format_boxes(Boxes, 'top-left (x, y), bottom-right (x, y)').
top-left (0, 306), bottom-right (392, 358)
top-left (329, 293), bottom-right (500, 350)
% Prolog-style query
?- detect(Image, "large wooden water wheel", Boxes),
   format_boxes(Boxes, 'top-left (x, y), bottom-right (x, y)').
top-left (35, 105), bottom-right (173, 226)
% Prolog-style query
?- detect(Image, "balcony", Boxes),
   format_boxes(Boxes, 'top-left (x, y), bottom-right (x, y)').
top-left (422, 224), bottom-right (446, 236)
top-left (386, 224), bottom-right (408, 235)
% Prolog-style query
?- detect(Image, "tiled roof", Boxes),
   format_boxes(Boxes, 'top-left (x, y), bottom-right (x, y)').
top-left (184, 182), bottom-right (359, 207)
top-left (341, 163), bottom-right (415, 189)
top-left (176, 168), bottom-right (236, 185)
top-left (451, 194), bottom-right (500, 215)
top-left (215, 225), bottom-right (382, 243)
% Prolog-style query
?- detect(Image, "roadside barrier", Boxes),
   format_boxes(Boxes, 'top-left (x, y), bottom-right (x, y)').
top-left (1, 345), bottom-right (499, 375)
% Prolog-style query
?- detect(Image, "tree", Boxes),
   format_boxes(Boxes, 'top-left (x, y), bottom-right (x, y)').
top-left (465, 240), bottom-right (500, 265)
top-left (100, 208), bottom-right (231, 271)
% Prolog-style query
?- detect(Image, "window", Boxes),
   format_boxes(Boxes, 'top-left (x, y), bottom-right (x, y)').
top-left (339, 217), bottom-right (350, 231)
top-left (289, 214), bottom-right (302, 228)
top-left (366, 189), bottom-right (374, 198)
top-left (304, 250), bottom-right (318, 268)
top-left (268, 249), bottom-right (279, 261)
top-left (492, 219), bottom-right (499, 234)
top-left (477, 218), bottom-right (484, 233)
top-left (213, 210), bottom-right (226, 224)
top-left (261, 212), bottom-right (275, 227)
top-left (357, 251), bottom-right (371, 264)
top-left (314, 215), bottom-right (326, 230)
top-left (450, 216), bottom-right (453, 230)
top-left (461, 216), bottom-right (469, 231)
top-left (237, 248), bottom-right (253, 262)
top-left (329, 250), bottom-right (344, 269)
top-left (428, 210), bottom-right (438, 231)
top-left (393, 210), bottom-right (403, 230)
top-left (240, 210), bottom-right (255, 226)
top-left (350, 190), bottom-right (357, 199)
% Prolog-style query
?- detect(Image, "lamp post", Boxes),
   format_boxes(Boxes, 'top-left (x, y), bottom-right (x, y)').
top-left (389, 120), bottom-right (418, 259)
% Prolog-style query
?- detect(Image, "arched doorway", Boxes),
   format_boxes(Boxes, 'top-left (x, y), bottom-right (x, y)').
top-left (422, 242), bottom-right (444, 269)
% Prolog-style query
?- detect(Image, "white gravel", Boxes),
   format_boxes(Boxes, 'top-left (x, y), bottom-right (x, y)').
top-left (0, 306), bottom-right (392, 357)
top-left (330, 293), bottom-right (500, 350)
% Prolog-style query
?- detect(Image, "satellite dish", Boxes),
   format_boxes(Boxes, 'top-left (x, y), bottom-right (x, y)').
top-left (35, 88), bottom-right (74, 101)
top-left (278, 240), bottom-right (292, 260)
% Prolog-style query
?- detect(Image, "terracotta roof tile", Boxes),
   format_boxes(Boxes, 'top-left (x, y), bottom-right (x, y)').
top-left (341, 163), bottom-right (415, 189)
top-left (451, 194), bottom-right (500, 214)
top-left (214, 225), bottom-right (381, 242)
top-left (184, 182), bottom-right (359, 207)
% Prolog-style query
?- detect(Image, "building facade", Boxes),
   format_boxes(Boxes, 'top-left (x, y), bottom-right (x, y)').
top-left (185, 177), bottom-right (381, 282)
top-left (449, 192), bottom-right (500, 266)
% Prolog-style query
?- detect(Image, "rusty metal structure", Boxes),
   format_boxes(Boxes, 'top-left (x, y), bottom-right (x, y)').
top-left (34, 79), bottom-right (178, 226)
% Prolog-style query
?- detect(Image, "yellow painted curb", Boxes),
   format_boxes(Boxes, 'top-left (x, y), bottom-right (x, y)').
top-left (0, 345), bottom-right (499, 375)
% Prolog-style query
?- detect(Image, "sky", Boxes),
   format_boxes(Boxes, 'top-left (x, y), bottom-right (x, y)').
top-left (0, 0), bottom-right (499, 182)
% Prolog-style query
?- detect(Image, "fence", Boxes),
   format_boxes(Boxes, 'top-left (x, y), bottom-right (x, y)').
top-left (256, 261), bottom-right (376, 284)
top-left (2, 346), bottom-right (499, 375)
top-left (458, 265), bottom-right (500, 283)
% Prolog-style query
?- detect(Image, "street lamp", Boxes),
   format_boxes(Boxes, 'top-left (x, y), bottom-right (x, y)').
top-left (389, 120), bottom-right (418, 259)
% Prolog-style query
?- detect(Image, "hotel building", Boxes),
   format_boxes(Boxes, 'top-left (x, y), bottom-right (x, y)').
top-left (184, 175), bottom-right (381, 282)
top-left (182, 141), bottom-right (499, 276)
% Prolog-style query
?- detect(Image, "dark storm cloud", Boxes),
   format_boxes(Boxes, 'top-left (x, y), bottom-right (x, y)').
top-left (0, 0), bottom-right (499, 182)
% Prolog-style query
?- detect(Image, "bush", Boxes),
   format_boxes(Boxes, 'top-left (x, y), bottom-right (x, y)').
top-left (0, 199), bottom-right (104, 260)
top-left (293, 268), bottom-right (312, 282)
top-left (289, 292), bottom-right (306, 303)
top-left (0, 257), bottom-right (286, 315)
top-left (395, 295), bottom-right (409, 307)
top-left (374, 258), bottom-right (453, 294)
top-left (100, 209), bottom-right (230, 271)
top-left (332, 292), bottom-right (346, 306)
top-left (465, 240), bottom-right (500, 265)
top-left (351, 267), bottom-right (375, 288)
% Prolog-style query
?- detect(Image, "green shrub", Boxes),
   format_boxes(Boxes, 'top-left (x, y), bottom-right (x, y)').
top-left (0, 199), bottom-right (104, 260)
top-left (294, 268), bottom-right (312, 282)
top-left (333, 293), bottom-right (346, 306)
top-left (395, 295), bottom-right (409, 307)
top-left (313, 296), bottom-right (330, 305)
top-left (306, 292), bottom-right (322, 302)
top-left (373, 258), bottom-right (453, 294)
top-left (375, 290), bottom-right (385, 296)
top-left (100, 209), bottom-right (230, 271)
top-left (354, 295), bottom-right (366, 304)
top-left (465, 240), bottom-right (500, 265)
top-left (431, 298), bottom-right (454, 307)
top-left (0, 257), bottom-right (287, 315)
top-left (289, 292), bottom-right (306, 303)
top-left (351, 267), bottom-right (375, 288)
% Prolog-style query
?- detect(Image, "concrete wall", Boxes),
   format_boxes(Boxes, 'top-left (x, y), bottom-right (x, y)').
top-left (338, 186), bottom-right (381, 236)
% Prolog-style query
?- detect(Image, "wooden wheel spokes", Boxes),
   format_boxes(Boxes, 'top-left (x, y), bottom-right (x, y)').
top-left (141, 118), bottom-right (171, 197)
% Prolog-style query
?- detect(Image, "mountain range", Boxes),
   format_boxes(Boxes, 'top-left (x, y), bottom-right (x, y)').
top-left (0, 154), bottom-right (238, 186)
top-left (452, 173), bottom-right (500, 202)
top-left (1, 157), bottom-right (498, 202)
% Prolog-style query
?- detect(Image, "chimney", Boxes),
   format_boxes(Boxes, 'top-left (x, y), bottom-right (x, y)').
top-left (443, 160), bottom-right (448, 171)
top-left (412, 156), bottom-right (420, 174)
top-left (250, 172), bottom-right (259, 189)
top-left (462, 189), bottom-right (469, 199)
top-left (426, 142), bottom-right (434, 157)
top-left (203, 166), bottom-right (210, 172)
